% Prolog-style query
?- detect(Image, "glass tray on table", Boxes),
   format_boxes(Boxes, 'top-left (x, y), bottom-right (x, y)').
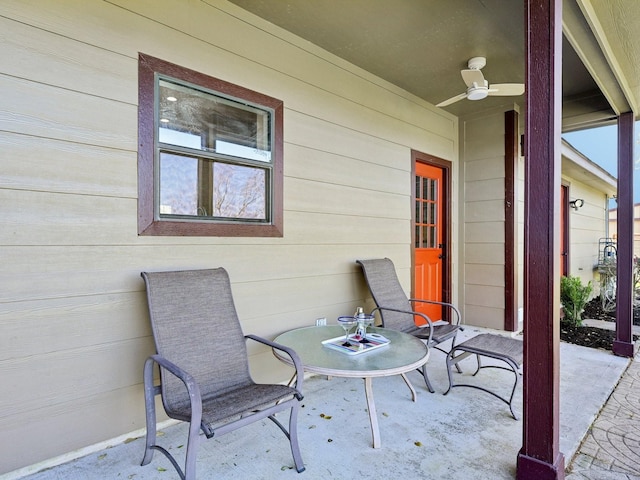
top-left (321, 332), bottom-right (390, 355)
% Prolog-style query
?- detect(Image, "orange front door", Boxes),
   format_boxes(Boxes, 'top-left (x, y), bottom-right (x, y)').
top-left (414, 162), bottom-right (444, 323)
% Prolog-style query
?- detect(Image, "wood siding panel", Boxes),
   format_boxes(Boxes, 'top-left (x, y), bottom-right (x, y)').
top-left (464, 222), bottom-right (506, 243)
top-left (287, 178), bottom-right (408, 220)
top-left (1, 337), bottom-right (154, 419)
top-left (0, 75), bottom-right (137, 151)
top-left (464, 157), bottom-right (505, 181)
top-left (285, 142), bottom-right (408, 196)
top-left (283, 212), bottom-right (409, 246)
top-left (465, 178), bottom-right (505, 201)
top-left (465, 199), bottom-right (506, 222)
top-left (0, 190), bottom-right (137, 246)
top-left (464, 304), bottom-right (506, 330)
top-left (0, 132), bottom-right (136, 198)
top-left (465, 243), bottom-right (506, 265)
top-left (285, 111), bottom-right (414, 169)
top-left (1, 385), bottom-right (149, 474)
top-left (465, 284), bottom-right (506, 309)
top-left (0, 244), bottom-right (408, 303)
top-left (465, 264), bottom-right (506, 287)
top-left (0, 293), bottom-right (150, 361)
top-left (0, 15), bottom-right (137, 104)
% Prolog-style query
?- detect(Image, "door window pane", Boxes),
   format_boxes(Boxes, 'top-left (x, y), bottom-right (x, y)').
top-left (415, 173), bottom-right (439, 249)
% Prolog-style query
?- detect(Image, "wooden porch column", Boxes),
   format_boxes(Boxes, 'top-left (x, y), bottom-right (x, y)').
top-left (517, 0), bottom-right (565, 479)
top-left (613, 111), bottom-right (635, 357)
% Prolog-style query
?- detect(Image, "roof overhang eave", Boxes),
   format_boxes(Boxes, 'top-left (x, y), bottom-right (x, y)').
top-left (561, 139), bottom-right (617, 196)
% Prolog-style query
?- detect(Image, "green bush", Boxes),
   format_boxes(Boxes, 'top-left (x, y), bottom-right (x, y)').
top-left (560, 275), bottom-right (592, 327)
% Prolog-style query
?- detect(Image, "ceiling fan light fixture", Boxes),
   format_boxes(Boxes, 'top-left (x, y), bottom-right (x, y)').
top-left (466, 82), bottom-right (489, 101)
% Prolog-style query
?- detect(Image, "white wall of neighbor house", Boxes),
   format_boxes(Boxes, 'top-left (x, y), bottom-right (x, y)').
top-left (0, 0), bottom-right (460, 474)
top-left (563, 177), bottom-right (611, 294)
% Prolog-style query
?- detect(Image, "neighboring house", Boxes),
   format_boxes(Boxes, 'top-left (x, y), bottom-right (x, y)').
top-left (0, 1), bottom-right (637, 478)
top-left (608, 204), bottom-right (640, 258)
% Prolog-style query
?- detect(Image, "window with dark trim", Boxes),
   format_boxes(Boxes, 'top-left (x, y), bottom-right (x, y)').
top-left (138, 53), bottom-right (283, 236)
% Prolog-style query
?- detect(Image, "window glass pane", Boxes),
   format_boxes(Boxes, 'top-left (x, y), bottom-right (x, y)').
top-left (213, 163), bottom-right (266, 220)
top-left (159, 153), bottom-right (198, 216)
top-left (415, 176), bottom-right (421, 200)
top-left (429, 226), bottom-right (436, 248)
top-left (159, 153), bottom-right (266, 220)
top-left (415, 200), bottom-right (420, 224)
top-left (422, 178), bottom-right (429, 200)
top-left (415, 225), bottom-right (420, 248)
top-left (421, 226), bottom-right (429, 248)
top-left (430, 179), bottom-right (438, 201)
top-left (430, 202), bottom-right (436, 225)
top-left (423, 202), bottom-right (430, 224)
top-left (158, 79), bottom-right (272, 162)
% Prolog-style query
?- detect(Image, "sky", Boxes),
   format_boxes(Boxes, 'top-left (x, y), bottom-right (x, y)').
top-left (562, 122), bottom-right (640, 204)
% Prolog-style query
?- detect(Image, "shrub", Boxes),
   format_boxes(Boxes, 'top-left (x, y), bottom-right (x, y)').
top-left (560, 275), bottom-right (592, 327)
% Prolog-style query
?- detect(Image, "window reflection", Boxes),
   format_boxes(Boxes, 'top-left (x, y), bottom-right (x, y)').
top-left (158, 80), bottom-right (271, 162)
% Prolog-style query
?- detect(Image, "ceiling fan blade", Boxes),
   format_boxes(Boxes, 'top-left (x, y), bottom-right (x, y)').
top-left (461, 69), bottom-right (485, 87)
top-left (436, 92), bottom-right (468, 107)
top-left (487, 83), bottom-right (525, 96)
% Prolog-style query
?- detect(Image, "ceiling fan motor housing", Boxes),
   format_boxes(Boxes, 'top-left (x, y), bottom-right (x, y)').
top-left (467, 56), bottom-right (487, 70)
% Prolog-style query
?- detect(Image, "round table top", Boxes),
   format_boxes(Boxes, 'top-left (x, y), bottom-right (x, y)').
top-left (273, 325), bottom-right (429, 378)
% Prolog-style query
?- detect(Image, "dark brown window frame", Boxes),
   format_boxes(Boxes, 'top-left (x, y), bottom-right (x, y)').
top-left (138, 53), bottom-right (284, 237)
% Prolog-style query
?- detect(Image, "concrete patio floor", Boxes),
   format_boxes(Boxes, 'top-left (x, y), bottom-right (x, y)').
top-left (11, 326), bottom-right (635, 480)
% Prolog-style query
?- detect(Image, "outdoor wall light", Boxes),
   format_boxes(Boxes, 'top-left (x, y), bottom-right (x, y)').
top-left (569, 198), bottom-right (585, 210)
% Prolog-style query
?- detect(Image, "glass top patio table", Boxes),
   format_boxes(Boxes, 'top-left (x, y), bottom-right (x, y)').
top-left (273, 325), bottom-right (430, 448)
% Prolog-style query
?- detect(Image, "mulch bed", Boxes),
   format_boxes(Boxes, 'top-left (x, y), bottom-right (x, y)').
top-left (559, 296), bottom-right (639, 351)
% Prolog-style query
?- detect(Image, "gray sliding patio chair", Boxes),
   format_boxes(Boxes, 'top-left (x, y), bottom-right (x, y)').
top-left (356, 258), bottom-right (463, 393)
top-left (140, 268), bottom-right (305, 479)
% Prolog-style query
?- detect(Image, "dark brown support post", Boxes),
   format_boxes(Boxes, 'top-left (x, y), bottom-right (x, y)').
top-left (505, 110), bottom-right (519, 332)
top-left (613, 112), bottom-right (635, 357)
top-left (517, 0), bottom-right (565, 479)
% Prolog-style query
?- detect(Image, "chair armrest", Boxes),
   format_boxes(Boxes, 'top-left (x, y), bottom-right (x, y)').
top-left (144, 354), bottom-right (203, 427)
top-left (370, 306), bottom-right (434, 344)
top-left (409, 299), bottom-right (463, 326)
top-left (245, 334), bottom-right (305, 397)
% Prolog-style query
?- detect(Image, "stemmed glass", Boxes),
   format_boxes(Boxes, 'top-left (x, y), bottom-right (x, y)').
top-left (355, 314), bottom-right (375, 343)
top-left (337, 316), bottom-right (358, 346)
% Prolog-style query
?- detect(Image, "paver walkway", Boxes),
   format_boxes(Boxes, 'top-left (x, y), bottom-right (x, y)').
top-left (567, 350), bottom-right (640, 479)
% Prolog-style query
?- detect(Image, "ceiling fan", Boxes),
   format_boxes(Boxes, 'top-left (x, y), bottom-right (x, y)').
top-left (436, 57), bottom-right (525, 107)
